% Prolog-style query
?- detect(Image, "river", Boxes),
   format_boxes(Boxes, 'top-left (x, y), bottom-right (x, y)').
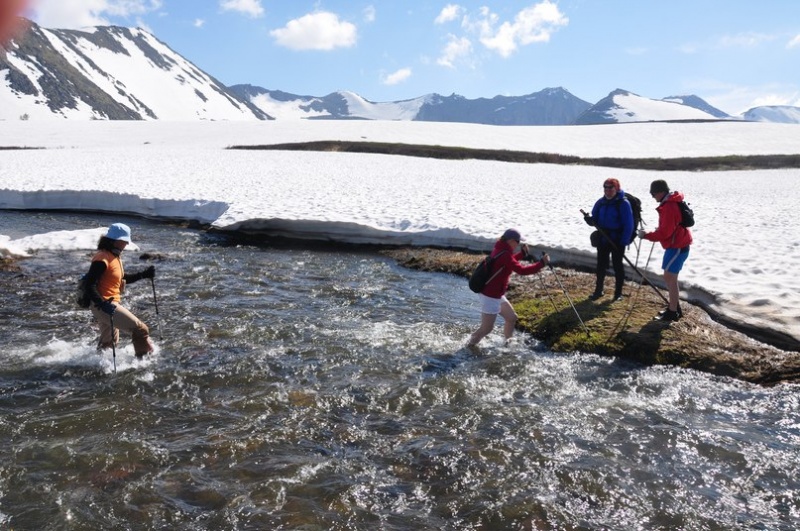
top-left (1, 210), bottom-right (798, 530)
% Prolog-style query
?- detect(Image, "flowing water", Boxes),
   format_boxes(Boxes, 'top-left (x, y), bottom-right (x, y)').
top-left (1, 211), bottom-right (799, 530)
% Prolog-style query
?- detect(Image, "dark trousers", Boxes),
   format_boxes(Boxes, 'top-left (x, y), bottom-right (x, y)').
top-left (595, 242), bottom-right (625, 296)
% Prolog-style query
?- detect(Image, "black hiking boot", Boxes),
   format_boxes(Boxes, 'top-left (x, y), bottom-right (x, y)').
top-left (657, 306), bottom-right (683, 318)
top-left (588, 291), bottom-right (604, 301)
top-left (655, 309), bottom-right (681, 322)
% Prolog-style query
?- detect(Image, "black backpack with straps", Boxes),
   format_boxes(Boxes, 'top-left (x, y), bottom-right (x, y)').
top-left (616, 193), bottom-right (641, 245)
top-left (677, 200), bottom-right (695, 227)
top-left (468, 251), bottom-right (507, 293)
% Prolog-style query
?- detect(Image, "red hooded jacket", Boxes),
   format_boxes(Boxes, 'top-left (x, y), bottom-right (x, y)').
top-left (481, 239), bottom-right (546, 298)
top-left (643, 191), bottom-right (693, 249)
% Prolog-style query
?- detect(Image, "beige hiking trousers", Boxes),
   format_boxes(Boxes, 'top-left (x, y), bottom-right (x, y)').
top-left (90, 302), bottom-right (153, 356)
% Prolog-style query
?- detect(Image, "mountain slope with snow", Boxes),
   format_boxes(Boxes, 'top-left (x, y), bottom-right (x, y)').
top-left (742, 105), bottom-right (800, 124)
top-left (0, 21), bottom-right (269, 121)
top-left (231, 85), bottom-right (591, 125)
top-left (575, 89), bottom-right (724, 124)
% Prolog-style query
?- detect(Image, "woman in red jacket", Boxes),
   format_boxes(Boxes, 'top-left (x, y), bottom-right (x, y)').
top-left (638, 180), bottom-right (693, 321)
top-left (467, 228), bottom-right (549, 346)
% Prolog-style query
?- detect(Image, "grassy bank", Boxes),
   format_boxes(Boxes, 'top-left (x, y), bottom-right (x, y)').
top-left (229, 141), bottom-right (800, 171)
top-left (383, 248), bottom-right (800, 385)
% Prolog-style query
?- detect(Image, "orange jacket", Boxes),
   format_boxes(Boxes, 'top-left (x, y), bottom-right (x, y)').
top-left (91, 249), bottom-right (125, 302)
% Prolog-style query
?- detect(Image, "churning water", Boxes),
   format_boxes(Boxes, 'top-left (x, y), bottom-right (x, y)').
top-left (1, 211), bottom-right (799, 530)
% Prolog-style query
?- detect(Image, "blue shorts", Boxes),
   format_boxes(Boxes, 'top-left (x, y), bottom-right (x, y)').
top-left (662, 246), bottom-right (690, 274)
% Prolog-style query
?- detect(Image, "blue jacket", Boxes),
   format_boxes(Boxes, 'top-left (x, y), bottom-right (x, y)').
top-left (590, 190), bottom-right (634, 247)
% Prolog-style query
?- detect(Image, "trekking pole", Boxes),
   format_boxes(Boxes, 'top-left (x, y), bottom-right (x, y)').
top-left (536, 270), bottom-right (561, 314)
top-left (150, 278), bottom-right (163, 341)
top-left (109, 313), bottom-right (117, 374)
top-left (580, 210), bottom-right (669, 306)
top-left (619, 240), bottom-right (657, 331)
top-left (543, 255), bottom-right (590, 337)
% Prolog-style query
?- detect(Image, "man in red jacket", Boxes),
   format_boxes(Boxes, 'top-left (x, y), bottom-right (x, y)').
top-left (638, 180), bottom-right (693, 321)
top-left (467, 228), bottom-right (549, 346)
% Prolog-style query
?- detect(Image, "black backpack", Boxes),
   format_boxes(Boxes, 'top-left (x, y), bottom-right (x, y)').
top-left (619, 193), bottom-right (642, 244)
top-left (76, 274), bottom-right (91, 308)
top-left (677, 200), bottom-right (695, 227)
top-left (468, 251), bottom-right (507, 293)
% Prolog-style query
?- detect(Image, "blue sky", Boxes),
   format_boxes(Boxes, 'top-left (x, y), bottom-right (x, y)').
top-left (27, 0), bottom-right (800, 115)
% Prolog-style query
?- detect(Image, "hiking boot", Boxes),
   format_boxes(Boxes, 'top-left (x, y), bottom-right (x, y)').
top-left (654, 309), bottom-right (681, 322)
top-left (657, 306), bottom-right (683, 318)
top-left (612, 293), bottom-right (624, 302)
top-left (588, 291), bottom-right (604, 301)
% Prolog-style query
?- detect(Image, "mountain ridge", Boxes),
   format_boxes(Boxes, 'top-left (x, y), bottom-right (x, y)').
top-left (1, 19), bottom-right (798, 124)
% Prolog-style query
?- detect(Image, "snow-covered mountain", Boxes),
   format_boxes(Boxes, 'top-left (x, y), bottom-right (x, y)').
top-left (742, 105), bottom-right (800, 124)
top-left (229, 85), bottom-right (592, 125)
top-left (2, 20), bottom-right (797, 125)
top-left (229, 85), bottom-right (431, 121)
top-left (662, 95), bottom-right (730, 118)
top-left (0, 20), bottom-right (270, 120)
top-left (574, 89), bottom-right (728, 124)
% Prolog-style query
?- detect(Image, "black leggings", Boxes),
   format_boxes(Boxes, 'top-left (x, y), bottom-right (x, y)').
top-left (596, 243), bottom-right (625, 291)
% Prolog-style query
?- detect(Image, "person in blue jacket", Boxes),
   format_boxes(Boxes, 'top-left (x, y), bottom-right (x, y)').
top-left (583, 178), bottom-right (634, 301)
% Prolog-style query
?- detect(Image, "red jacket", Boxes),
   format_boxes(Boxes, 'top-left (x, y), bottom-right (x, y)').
top-left (644, 191), bottom-right (693, 249)
top-left (481, 240), bottom-right (546, 298)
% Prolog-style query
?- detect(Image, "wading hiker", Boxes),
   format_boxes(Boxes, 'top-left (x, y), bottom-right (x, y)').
top-left (467, 228), bottom-right (550, 346)
top-left (82, 223), bottom-right (156, 357)
top-left (582, 178), bottom-right (635, 302)
top-left (638, 180), bottom-right (693, 321)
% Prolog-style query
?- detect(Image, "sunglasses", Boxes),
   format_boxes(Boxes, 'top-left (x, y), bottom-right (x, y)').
top-left (603, 185), bottom-right (615, 189)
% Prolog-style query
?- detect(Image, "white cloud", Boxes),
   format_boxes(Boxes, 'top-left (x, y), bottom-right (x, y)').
top-left (716, 32), bottom-right (775, 49)
top-left (382, 67), bottom-right (412, 86)
top-left (270, 12), bottom-right (357, 51)
top-left (363, 5), bottom-right (376, 23)
top-left (437, 34), bottom-right (472, 68)
top-left (477, 1), bottom-right (568, 58)
top-left (788, 34), bottom-right (800, 49)
top-left (32, 0), bottom-right (162, 29)
top-left (700, 82), bottom-right (800, 115)
top-left (220, 0), bottom-right (264, 19)
top-left (194, 19), bottom-right (205, 28)
top-left (435, 4), bottom-right (463, 25)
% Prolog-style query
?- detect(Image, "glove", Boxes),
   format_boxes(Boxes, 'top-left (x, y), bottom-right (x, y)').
top-left (142, 265), bottom-right (155, 279)
top-left (98, 299), bottom-right (116, 316)
top-left (583, 215), bottom-right (595, 227)
top-left (637, 229), bottom-right (646, 239)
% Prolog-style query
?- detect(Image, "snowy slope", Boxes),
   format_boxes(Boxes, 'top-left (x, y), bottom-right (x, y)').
top-left (742, 106), bottom-right (800, 124)
top-left (576, 90), bottom-right (721, 124)
top-left (0, 21), bottom-right (269, 121)
top-left (338, 91), bottom-right (429, 120)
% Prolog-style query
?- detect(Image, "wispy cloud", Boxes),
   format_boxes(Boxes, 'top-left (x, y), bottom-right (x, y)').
top-left (32, 0), bottom-right (163, 28)
top-left (382, 67), bottom-right (412, 86)
top-left (363, 5), bottom-right (376, 23)
top-left (194, 19), bottom-right (205, 29)
top-left (716, 31), bottom-right (776, 49)
top-left (270, 12), bottom-right (357, 51)
top-left (435, 4), bottom-right (463, 25)
top-left (788, 34), bottom-right (800, 49)
top-left (219, 0), bottom-right (264, 19)
top-left (436, 34), bottom-right (472, 68)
